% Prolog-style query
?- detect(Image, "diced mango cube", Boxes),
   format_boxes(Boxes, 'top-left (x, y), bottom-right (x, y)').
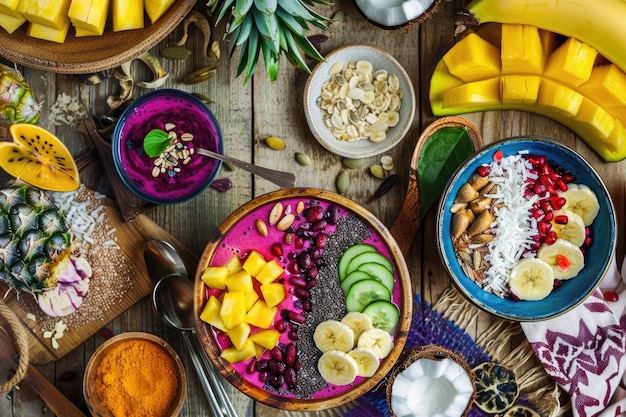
top-left (68, 0), bottom-right (109, 35)
top-left (112, 0), bottom-right (143, 31)
top-left (544, 37), bottom-right (598, 87)
top-left (501, 75), bottom-right (542, 104)
top-left (605, 121), bottom-right (626, 154)
top-left (443, 32), bottom-right (501, 82)
top-left (0, 11), bottom-right (25, 33)
top-left (0, 0), bottom-right (22, 18)
top-left (201, 266), bottom-right (229, 290)
top-left (579, 64), bottom-right (626, 109)
top-left (255, 260), bottom-right (284, 285)
top-left (245, 300), bottom-right (277, 329)
top-left (577, 98), bottom-right (616, 140)
top-left (242, 250), bottom-right (267, 276)
top-left (500, 24), bottom-right (546, 75)
top-left (144, 0), bottom-right (176, 24)
top-left (220, 292), bottom-right (246, 330)
top-left (243, 291), bottom-right (259, 311)
top-left (537, 79), bottom-right (584, 117)
top-left (225, 269), bottom-right (254, 293)
top-left (74, 26), bottom-right (100, 37)
top-left (260, 282), bottom-right (285, 309)
top-left (249, 329), bottom-right (280, 350)
top-left (227, 322), bottom-right (251, 351)
top-left (18, 0), bottom-right (71, 30)
top-left (220, 339), bottom-right (256, 363)
top-left (254, 343), bottom-right (266, 359)
top-left (441, 78), bottom-right (501, 109)
top-left (224, 255), bottom-right (243, 275)
top-left (539, 29), bottom-right (558, 57)
top-left (200, 295), bottom-right (228, 332)
top-left (27, 19), bottom-right (70, 43)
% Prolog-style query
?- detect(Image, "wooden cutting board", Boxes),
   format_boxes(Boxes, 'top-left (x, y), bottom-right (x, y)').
top-left (0, 206), bottom-right (197, 365)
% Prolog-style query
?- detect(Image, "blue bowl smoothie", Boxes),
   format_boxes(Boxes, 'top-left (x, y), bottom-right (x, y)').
top-left (112, 89), bottom-right (223, 204)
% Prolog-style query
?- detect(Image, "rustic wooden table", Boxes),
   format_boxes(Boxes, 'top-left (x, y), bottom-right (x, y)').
top-left (0, 0), bottom-right (624, 416)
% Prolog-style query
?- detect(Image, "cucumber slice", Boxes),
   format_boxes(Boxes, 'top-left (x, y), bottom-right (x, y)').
top-left (362, 300), bottom-right (400, 333)
top-left (345, 251), bottom-right (393, 276)
top-left (338, 243), bottom-right (377, 281)
top-left (356, 262), bottom-right (395, 294)
top-left (340, 270), bottom-right (373, 294)
top-left (345, 279), bottom-right (391, 312)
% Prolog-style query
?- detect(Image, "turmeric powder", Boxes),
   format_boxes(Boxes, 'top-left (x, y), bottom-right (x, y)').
top-left (94, 339), bottom-right (180, 417)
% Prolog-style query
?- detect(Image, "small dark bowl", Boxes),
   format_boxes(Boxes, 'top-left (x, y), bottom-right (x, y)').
top-left (437, 137), bottom-right (616, 321)
top-left (112, 89), bottom-right (223, 204)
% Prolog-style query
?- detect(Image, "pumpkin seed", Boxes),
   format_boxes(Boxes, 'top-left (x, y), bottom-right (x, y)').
top-left (336, 170), bottom-right (350, 195)
top-left (265, 136), bottom-right (286, 150)
top-left (160, 46), bottom-right (192, 60)
top-left (295, 152), bottom-right (311, 166)
top-left (342, 158), bottom-right (365, 169)
top-left (380, 155), bottom-right (394, 171)
top-left (369, 165), bottom-right (386, 179)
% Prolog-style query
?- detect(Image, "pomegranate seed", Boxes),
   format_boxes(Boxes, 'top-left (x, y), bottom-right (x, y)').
top-left (493, 150), bottom-right (503, 162)
top-left (533, 183), bottom-right (547, 196)
top-left (544, 231), bottom-right (557, 245)
top-left (286, 262), bottom-right (300, 274)
top-left (476, 165), bottom-right (491, 176)
top-left (538, 221), bottom-right (552, 235)
top-left (315, 233), bottom-right (328, 248)
top-left (550, 197), bottom-right (566, 210)
top-left (284, 367), bottom-right (298, 389)
top-left (556, 255), bottom-right (570, 271)
top-left (510, 292), bottom-right (521, 301)
top-left (275, 319), bottom-right (288, 333)
top-left (247, 358), bottom-right (257, 374)
top-left (295, 237), bottom-right (305, 248)
top-left (302, 300), bottom-right (312, 312)
top-left (554, 215), bottom-right (569, 224)
top-left (556, 179), bottom-right (568, 191)
top-left (270, 347), bottom-right (283, 362)
top-left (284, 343), bottom-right (297, 367)
top-left (287, 311), bottom-right (306, 323)
top-left (604, 290), bottom-right (619, 302)
top-left (584, 236), bottom-right (592, 247)
top-left (553, 279), bottom-right (562, 288)
top-left (271, 243), bottom-right (283, 257)
top-left (288, 331), bottom-right (299, 341)
top-left (540, 200), bottom-right (551, 212)
top-left (307, 266), bottom-right (319, 279)
top-left (294, 287), bottom-right (311, 300)
top-left (305, 278), bottom-right (316, 289)
top-left (543, 211), bottom-right (554, 222)
top-left (562, 172), bottom-right (576, 183)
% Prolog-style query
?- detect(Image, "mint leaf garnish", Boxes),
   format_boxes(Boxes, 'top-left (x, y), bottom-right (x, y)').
top-left (143, 129), bottom-right (172, 158)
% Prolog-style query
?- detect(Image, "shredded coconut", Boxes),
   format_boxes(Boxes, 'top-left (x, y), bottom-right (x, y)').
top-left (48, 92), bottom-right (87, 128)
top-left (482, 155), bottom-right (539, 296)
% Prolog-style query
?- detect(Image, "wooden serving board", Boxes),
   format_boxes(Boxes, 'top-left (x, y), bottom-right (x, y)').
top-left (0, 202), bottom-right (197, 365)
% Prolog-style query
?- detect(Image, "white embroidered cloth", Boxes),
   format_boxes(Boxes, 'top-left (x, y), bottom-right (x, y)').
top-left (521, 255), bottom-right (626, 417)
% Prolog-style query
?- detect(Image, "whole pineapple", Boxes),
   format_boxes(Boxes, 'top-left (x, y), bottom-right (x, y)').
top-left (0, 63), bottom-right (41, 124)
top-left (208, 0), bottom-right (333, 82)
top-left (0, 185), bottom-right (71, 293)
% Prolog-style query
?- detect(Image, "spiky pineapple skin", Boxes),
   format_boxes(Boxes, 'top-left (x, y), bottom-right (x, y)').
top-left (0, 185), bottom-right (72, 293)
top-left (0, 63), bottom-right (41, 124)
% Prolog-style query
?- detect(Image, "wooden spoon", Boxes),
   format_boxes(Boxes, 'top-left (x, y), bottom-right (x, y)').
top-left (390, 116), bottom-right (483, 257)
top-left (0, 325), bottom-right (88, 417)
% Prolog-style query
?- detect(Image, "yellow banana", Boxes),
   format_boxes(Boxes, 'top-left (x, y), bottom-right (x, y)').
top-left (466, 0), bottom-right (626, 74)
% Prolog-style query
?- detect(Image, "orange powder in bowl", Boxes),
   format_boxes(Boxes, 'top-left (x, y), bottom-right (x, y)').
top-left (94, 339), bottom-right (180, 417)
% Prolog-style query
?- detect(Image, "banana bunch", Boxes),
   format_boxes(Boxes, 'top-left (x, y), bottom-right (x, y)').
top-left (430, 19), bottom-right (626, 161)
top-left (509, 184), bottom-right (600, 300)
top-left (314, 312), bottom-right (394, 385)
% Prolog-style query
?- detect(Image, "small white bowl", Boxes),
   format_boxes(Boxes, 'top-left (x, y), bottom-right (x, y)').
top-left (304, 44), bottom-right (416, 159)
top-left (354, 0), bottom-right (441, 29)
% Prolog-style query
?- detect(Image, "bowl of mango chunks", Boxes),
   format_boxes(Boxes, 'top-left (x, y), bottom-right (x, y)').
top-left (0, 0), bottom-right (195, 74)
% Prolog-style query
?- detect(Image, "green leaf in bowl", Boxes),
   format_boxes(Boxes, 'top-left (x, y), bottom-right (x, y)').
top-left (143, 129), bottom-right (172, 158)
top-left (418, 127), bottom-right (473, 219)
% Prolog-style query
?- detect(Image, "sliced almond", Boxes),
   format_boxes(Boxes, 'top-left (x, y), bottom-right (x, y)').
top-left (268, 202), bottom-right (283, 225)
top-left (276, 213), bottom-right (295, 231)
top-left (255, 218), bottom-right (268, 237)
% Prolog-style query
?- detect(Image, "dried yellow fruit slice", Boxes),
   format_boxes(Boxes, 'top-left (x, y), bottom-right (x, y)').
top-left (0, 124), bottom-right (79, 192)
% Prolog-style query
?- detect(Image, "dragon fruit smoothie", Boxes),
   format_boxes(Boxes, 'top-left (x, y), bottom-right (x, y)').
top-left (113, 89), bottom-right (222, 204)
top-left (204, 197), bottom-right (403, 400)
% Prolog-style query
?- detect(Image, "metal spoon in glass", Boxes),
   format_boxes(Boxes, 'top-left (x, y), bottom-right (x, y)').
top-left (196, 148), bottom-right (297, 188)
top-left (153, 275), bottom-right (238, 417)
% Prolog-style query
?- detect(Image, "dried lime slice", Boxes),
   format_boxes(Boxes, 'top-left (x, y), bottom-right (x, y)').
top-left (504, 405), bottom-right (540, 417)
top-left (473, 362), bottom-right (519, 413)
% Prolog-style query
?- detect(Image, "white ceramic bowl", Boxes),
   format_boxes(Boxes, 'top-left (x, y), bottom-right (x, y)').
top-left (354, 0), bottom-right (441, 29)
top-left (304, 44), bottom-right (416, 159)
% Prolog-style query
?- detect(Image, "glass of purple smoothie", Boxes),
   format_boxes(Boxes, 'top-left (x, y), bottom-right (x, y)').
top-left (112, 89), bottom-right (223, 204)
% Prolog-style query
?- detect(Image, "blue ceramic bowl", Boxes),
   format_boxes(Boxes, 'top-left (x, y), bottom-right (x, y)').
top-left (112, 89), bottom-right (223, 204)
top-left (436, 137), bottom-right (616, 321)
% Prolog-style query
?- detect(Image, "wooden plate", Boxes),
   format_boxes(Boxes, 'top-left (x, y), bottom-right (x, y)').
top-left (0, 0), bottom-right (195, 74)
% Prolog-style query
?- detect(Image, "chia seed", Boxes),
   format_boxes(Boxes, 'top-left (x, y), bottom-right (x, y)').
top-left (292, 213), bottom-right (371, 398)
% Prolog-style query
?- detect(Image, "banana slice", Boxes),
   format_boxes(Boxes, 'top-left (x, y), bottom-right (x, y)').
top-left (509, 258), bottom-right (554, 301)
top-left (348, 347), bottom-right (380, 377)
top-left (561, 183), bottom-right (600, 226)
top-left (313, 320), bottom-right (355, 353)
top-left (317, 350), bottom-right (360, 386)
top-left (537, 239), bottom-right (585, 280)
top-left (357, 328), bottom-right (393, 359)
top-left (341, 312), bottom-right (374, 342)
top-left (551, 209), bottom-right (586, 247)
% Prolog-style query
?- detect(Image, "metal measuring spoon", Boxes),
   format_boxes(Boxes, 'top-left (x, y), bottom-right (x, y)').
top-left (143, 240), bottom-right (189, 281)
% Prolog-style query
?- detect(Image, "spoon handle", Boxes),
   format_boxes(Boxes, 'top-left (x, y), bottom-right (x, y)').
top-left (191, 331), bottom-right (239, 417)
top-left (196, 148), bottom-right (297, 188)
top-left (182, 332), bottom-right (227, 417)
top-left (23, 364), bottom-right (87, 417)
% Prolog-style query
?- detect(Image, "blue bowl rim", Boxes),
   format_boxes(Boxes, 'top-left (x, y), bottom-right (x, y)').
top-left (111, 88), bottom-right (224, 205)
top-left (436, 136), bottom-right (617, 322)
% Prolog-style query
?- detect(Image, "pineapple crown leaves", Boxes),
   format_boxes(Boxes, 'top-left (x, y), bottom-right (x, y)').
top-left (210, 0), bottom-right (332, 82)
